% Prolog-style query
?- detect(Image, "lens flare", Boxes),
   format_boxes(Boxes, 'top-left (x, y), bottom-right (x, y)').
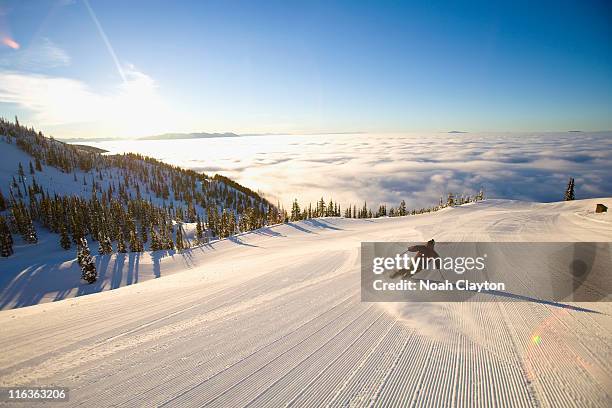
top-left (2, 36), bottom-right (19, 49)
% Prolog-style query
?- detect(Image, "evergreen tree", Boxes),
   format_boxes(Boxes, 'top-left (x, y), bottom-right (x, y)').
top-left (291, 199), bottom-right (301, 221)
top-left (175, 224), bottom-right (185, 251)
top-left (77, 237), bottom-right (97, 284)
top-left (447, 193), bottom-right (455, 207)
top-left (317, 197), bottom-right (326, 217)
top-left (477, 189), bottom-right (485, 201)
top-left (0, 190), bottom-right (6, 211)
top-left (165, 225), bottom-right (175, 250)
top-left (327, 199), bottom-right (334, 216)
top-left (60, 225), bottom-right (71, 250)
top-left (564, 177), bottom-right (575, 201)
top-left (398, 200), bottom-right (407, 216)
top-left (129, 230), bottom-right (143, 252)
top-left (377, 204), bottom-right (387, 217)
top-left (98, 232), bottom-right (113, 255)
top-left (195, 215), bottom-right (203, 243)
top-left (0, 216), bottom-right (13, 257)
top-left (117, 232), bottom-right (127, 253)
top-left (139, 223), bottom-right (148, 244)
top-left (267, 205), bottom-right (277, 226)
top-left (24, 217), bottom-right (38, 244)
top-left (150, 228), bottom-right (162, 251)
top-left (0, 233), bottom-right (12, 257)
top-left (228, 212), bottom-right (236, 236)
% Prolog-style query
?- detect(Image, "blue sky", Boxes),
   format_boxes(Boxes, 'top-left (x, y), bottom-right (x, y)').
top-left (0, 0), bottom-right (610, 138)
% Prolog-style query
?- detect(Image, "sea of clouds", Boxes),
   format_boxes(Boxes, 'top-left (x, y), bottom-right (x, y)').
top-left (90, 132), bottom-right (612, 210)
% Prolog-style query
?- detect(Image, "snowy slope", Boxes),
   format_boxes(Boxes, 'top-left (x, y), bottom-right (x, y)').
top-left (0, 138), bottom-right (92, 198)
top-left (0, 133), bottom-right (276, 303)
top-left (0, 135), bottom-right (268, 213)
top-left (0, 198), bottom-right (611, 407)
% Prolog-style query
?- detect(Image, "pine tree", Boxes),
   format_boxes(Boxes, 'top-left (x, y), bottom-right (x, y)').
top-left (60, 224), bottom-right (71, 250)
top-left (0, 190), bottom-right (6, 211)
top-left (477, 189), bottom-right (485, 201)
top-left (117, 232), bottom-right (127, 253)
top-left (166, 228), bottom-right (175, 250)
top-left (564, 177), bottom-right (575, 201)
top-left (150, 228), bottom-right (161, 251)
top-left (447, 193), bottom-right (455, 207)
top-left (267, 205), bottom-right (277, 226)
top-left (139, 223), bottom-right (148, 244)
top-left (98, 232), bottom-right (113, 255)
top-left (0, 216), bottom-right (13, 257)
top-left (0, 233), bottom-right (12, 257)
top-left (24, 217), bottom-right (38, 244)
top-left (77, 237), bottom-right (97, 284)
top-left (398, 200), bottom-right (407, 216)
top-left (195, 215), bottom-right (203, 243)
top-left (175, 224), bottom-right (185, 251)
top-left (317, 197), bottom-right (325, 217)
top-left (291, 199), bottom-right (301, 221)
top-left (129, 230), bottom-right (143, 252)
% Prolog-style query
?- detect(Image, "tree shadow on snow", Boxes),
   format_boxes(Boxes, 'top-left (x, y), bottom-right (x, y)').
top-left (302, 219), bottom-right (344, 231)
top-left (0, 261), bottom-right (81, 309)
top-left (252, 227), bottom-right (285, 238)
top-left (152, 251), bottom-right (163, 278)
top-left (127, 252), bottom-right (141, 285)
top-left (0, 250), bottom-right (149, 309)
top-left (228, 236), bottom-right (259, 247)
top-left (111, 253), bottom-right (126, 289)
top-left (285, 223), bottom-right (316, 234)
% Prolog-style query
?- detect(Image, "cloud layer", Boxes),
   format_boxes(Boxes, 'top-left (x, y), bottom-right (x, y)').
top-left (0, 66), bottom-right (185, 138)
top-left (93, 132), bottom-right (612, 209)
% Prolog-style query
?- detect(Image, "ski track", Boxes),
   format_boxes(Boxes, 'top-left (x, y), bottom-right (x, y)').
top-left (0, 199), bottom-right (611, 407)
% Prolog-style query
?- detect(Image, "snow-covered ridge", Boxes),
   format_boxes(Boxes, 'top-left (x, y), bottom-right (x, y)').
top-left (0, 124), bottom-right (272, 214)
top-left (0, 120), bottom-right (280, 289)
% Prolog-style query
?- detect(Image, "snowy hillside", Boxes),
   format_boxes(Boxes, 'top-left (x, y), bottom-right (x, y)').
top-left (0, 198), bottom-right (610, 406)
top-left (0, 120), bottom-right (280, 291)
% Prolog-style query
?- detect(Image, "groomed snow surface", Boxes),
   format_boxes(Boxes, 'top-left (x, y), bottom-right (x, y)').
top-left (1, 198), bottom-right (611, 407)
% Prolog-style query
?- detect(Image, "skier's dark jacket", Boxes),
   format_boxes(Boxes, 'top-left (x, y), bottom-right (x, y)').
top-left (408, 239), bottom-right (440, 260)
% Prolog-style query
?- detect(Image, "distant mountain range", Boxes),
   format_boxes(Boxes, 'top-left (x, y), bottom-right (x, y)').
top-left (60, 132), bottom-right (243, 142)
top-left (139, 132), bottom-right (242, 140)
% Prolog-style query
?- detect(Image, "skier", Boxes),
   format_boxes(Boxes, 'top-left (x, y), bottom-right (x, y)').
top-left (390, 239), bottom-right (440, 279)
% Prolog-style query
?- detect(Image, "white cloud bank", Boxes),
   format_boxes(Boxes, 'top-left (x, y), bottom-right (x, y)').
top-left (93, 132), bottom-right (612, 209)
top-left (0, 64), bottom-right (186, 138)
